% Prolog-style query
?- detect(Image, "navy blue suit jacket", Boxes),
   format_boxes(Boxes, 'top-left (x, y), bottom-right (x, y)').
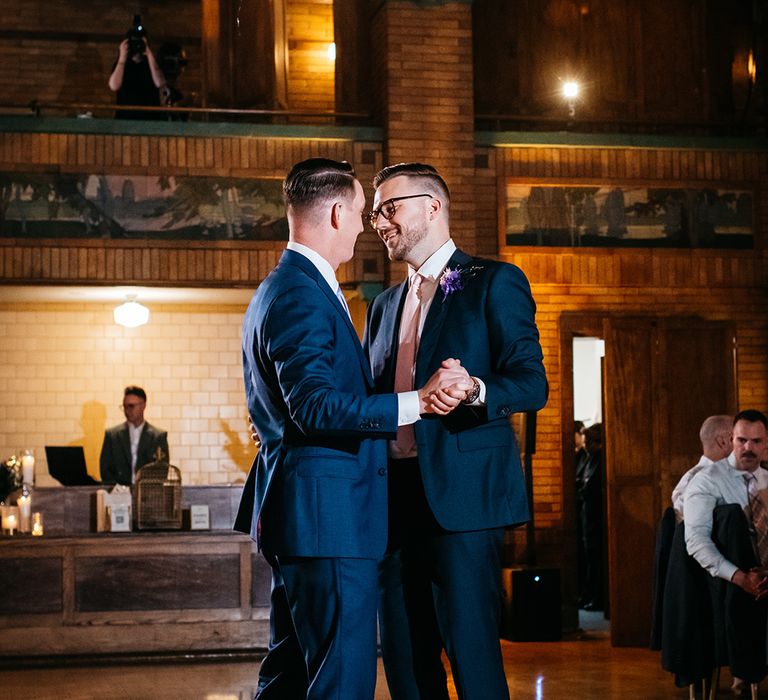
top-left (234, 249), bottom-right (398, 559)
top-left (364, 249), bottom-right (547, 532)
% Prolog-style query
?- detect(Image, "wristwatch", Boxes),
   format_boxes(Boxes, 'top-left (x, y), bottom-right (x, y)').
top-left (462, 377), bottom-right (481, 405)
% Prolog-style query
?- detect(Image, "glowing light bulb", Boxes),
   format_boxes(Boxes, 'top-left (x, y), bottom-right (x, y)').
top-left (562, 81), bottom-right (579, 99)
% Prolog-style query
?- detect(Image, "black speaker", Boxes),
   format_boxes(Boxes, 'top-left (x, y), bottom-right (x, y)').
top-left (501, 567), bottom-right (562, 642)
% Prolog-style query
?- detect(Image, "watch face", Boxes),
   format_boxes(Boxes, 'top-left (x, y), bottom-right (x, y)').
top-left (463, 378), bottom-right (480, 404)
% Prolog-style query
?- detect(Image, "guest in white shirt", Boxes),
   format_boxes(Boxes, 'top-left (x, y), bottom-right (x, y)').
top-left (684, 409), bottom-right (768, 598)
top-left (671, 414), bottom-right (732, 521)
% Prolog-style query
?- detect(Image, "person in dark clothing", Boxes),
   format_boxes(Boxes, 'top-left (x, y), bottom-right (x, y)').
top-left (576, 422), bottom-right (605, 610)
top-left (574, 420), bottom-right (585, 453)
top-left (108, 35), bottom-right (166, 120)
top-left (157, 42), bottom-right (189, 119)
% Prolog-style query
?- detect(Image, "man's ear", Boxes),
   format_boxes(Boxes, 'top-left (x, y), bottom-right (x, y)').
top-left (330, 201), bottom-right (343, 230)
top-left (428, 197), bottom-right (442, 220)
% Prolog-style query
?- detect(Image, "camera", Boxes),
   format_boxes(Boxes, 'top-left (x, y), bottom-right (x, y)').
top-left (126, 14), bottom-right (147, 57)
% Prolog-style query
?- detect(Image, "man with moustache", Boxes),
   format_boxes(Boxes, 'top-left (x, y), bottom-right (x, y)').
top-left (234, 158), bottom-right (470, 700)
top-left (684, 409), bottom-right (768, 597)
top-left (684, 409), bottom-right (768, 691)
top-left (364, 163), bottom-right (548, 700)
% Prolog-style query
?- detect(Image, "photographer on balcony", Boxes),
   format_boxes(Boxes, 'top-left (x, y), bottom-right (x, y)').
top-left (108, 16), bottom-right (167, 120)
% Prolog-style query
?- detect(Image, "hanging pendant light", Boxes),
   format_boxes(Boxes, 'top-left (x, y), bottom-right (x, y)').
top-left (113, 295), bottom-right (150, 328)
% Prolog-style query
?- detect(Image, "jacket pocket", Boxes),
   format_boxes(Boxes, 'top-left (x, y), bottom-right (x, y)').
top-left (291, 447), bottom-right (360, 479)
top-left (456, 423), bottom-right (512, 452)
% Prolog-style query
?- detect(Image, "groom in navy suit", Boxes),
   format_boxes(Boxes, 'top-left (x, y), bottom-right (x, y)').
top-left (364, 163), bottom-right (548, 700)
top-left (234, 158), bottom-right (471, 699)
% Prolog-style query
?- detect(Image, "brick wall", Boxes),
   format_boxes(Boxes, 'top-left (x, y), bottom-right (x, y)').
top-left (487, 144), bottom-right (768, 535)
top-left (286, 0), bottom-right (335, 112)
top-left (0, 128), bottom-right (385, 287)
top-left (371, 1), bottom-right (478, 258)
top-left (0, 0), bottom-right (202, 110)
top-left (0, 0), bottom-right (338, 114)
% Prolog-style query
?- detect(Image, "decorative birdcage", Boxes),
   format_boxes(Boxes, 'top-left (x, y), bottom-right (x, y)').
top-left (134, 448), bottom-right (182, 530)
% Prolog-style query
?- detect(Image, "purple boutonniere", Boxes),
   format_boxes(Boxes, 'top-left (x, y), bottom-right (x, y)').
top-left (438, 264), bottom-right (483, 301)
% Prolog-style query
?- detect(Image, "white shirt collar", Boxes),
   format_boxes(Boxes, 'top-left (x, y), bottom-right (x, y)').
top-left (409, 239), bottom-right (456, 283)
top-left (725, 452), bottom-right (767, 484)
top-left (287, 241), bottom-right (341, 296)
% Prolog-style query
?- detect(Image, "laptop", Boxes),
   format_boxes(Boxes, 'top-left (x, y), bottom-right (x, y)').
top-left (45, 446), bottom-right (99, 486)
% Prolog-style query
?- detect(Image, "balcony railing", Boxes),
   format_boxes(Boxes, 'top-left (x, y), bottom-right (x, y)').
top-left (0, 101), bottom-right (372, 127)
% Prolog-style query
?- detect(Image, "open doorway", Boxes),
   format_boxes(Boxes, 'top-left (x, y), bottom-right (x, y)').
top-left (561, 313), bottom-right (736, 646)
top-left (572, 337), bottom-right (608, 633)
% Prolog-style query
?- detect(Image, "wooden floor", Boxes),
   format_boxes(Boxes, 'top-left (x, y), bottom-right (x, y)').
top-left (1, 626), bottom-right (758, 700)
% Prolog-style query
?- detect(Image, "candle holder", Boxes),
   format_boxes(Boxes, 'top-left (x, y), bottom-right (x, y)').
top-left (21, 450), bottom-right (35, 486)
top-left (17, 485), bottom-right (32, 533)
top-left (31, 512), bottom-right (44, 536)
top-left (1, 505), bottom-right (19, 536)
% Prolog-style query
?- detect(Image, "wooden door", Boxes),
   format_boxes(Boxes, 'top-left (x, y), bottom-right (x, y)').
top-left (603, 317), bottom-right (736, 646)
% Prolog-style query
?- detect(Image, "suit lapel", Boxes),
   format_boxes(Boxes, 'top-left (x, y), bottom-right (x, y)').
top-left (137, 424), bottom-right (152, 465)
top-left (415, 249), bottom-right (473, 385)
top-left (281, 250), bottom-right (374, 387)
top-left (119, 424), bottom-right (132, 466)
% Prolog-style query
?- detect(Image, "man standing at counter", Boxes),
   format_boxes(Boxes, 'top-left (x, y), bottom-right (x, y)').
top-left (100, 385), bottom-right (169, 485)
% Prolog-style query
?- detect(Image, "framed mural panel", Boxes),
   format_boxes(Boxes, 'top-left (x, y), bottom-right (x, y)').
top-left (0, 173), bottom-right (287, 241)
top-left (503, 184), bottom-right (753, 249)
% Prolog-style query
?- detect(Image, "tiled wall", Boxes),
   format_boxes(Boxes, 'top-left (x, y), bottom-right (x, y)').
top-left (0, 301), bottom-right (256, 487)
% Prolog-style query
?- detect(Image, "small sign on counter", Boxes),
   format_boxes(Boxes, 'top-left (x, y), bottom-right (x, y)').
top-left (189, 504), bottom-right (210, 530)
top-left (108, 504), bottom-right (132, 532)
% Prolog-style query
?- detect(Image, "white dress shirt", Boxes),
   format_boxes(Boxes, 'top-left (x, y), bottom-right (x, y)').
top-left (671, 455), bottom-right (717, 521)
top-left (128, 421), bottom-right (145, 473)
top-left (286, 242), bottom-right (417, 427)
top-left (684, 452), bottom-right (768, 581)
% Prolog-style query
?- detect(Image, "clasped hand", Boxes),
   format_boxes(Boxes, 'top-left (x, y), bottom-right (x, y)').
top-left (419, 358), bottom-right (474, 416)
top-left (732, 567), bottom-right (768, 599)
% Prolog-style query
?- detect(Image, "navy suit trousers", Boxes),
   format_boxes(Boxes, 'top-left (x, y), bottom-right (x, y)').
top-left (258, 555), bottom-right (379, 700)
top-left (378, 458), bottom-right (509, 700)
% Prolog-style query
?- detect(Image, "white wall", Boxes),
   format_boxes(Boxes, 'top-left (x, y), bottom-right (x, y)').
top-left (573, 337), bottom-right (604, 425)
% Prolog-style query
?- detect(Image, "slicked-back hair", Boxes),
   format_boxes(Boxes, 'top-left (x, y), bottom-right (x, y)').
top-left (124, 385), bottom-right (147, 402)
top-left (373, 162), bottom-right (451, 204)
top-left (283, 158), bottom-right (357, 211)
top-left (733, 409), bottom-right (768, 428)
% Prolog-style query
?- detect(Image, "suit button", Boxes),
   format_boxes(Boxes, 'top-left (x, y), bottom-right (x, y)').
top-left (378, 467), bottom-right (387, 476)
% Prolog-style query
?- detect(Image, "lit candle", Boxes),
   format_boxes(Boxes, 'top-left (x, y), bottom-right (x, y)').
top-left (18, 494), bottom-right (31, 533)
top-left (31, 512), bottom-right (43, 536)
top-left (2, 513), bottom-right (17, 535)
top-left (21, 451), bottom-right (35, 485)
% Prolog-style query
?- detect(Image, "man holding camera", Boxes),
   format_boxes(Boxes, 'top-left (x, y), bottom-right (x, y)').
top-left (108, 17), bottom-right (167, 120)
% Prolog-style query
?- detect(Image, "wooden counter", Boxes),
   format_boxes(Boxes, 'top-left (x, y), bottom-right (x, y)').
top-left (0, 486), bottom-right (271, 658)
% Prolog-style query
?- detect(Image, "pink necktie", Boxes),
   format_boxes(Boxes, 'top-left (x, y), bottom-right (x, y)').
top-left (392, 273), bottom-right (424, 456)
top-left (745, 472), bottom-right (768, 566)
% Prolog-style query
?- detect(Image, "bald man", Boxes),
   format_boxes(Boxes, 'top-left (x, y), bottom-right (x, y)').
top-left (671, 414), bottom-right (732, 521)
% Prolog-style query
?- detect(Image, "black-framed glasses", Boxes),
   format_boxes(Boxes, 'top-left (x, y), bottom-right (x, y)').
top-left (367, 193), bottom-right (432, 227)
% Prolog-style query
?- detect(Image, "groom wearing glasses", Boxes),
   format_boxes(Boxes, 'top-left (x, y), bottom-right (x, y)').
top-left (364, 163), bottom-right (548, 700)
